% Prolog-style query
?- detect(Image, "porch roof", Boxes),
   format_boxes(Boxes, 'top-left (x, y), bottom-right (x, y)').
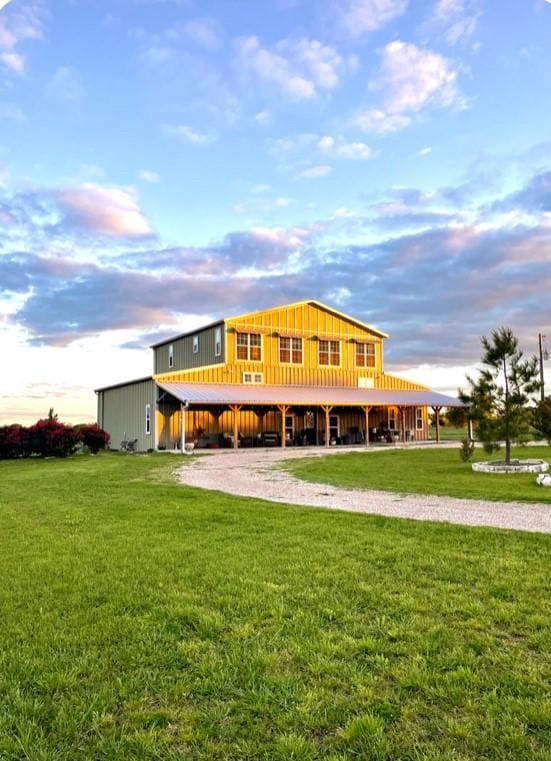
top-left (156, 381), bottom-right (463, 408)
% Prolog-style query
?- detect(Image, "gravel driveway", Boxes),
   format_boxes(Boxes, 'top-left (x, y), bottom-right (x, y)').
top-left (176, 446), bottom-right (551, 534)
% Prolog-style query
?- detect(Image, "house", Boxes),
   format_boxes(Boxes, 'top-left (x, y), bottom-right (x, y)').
top-left (95, 299), bottom-right (462, 451)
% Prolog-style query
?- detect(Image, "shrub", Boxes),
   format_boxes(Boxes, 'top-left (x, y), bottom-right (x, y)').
top-left (28, 418), bottom-right (80, 458)
top-left (79, 424), bottom-right (110, 454)
top-left (459, 437), bottom-right (475, 462)
top-left (0, 425), bottom-right (30, 459)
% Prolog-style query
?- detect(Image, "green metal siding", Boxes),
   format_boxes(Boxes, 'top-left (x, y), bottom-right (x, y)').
top-left (154, 323), bottom-right (225, 374)
top-left (97, 379), bottom-right (156, 452)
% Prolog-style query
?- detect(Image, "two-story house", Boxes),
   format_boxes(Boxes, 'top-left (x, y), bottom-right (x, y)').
top-left (95, 300), bottom-right (461, 451)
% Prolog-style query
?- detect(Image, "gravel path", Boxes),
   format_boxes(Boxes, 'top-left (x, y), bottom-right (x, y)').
top-left (176, 446), bottom-right (551, 534)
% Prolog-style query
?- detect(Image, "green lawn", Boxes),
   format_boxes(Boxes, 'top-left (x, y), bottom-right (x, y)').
top-left (1, 453), bottom-right (550, 760)
top-left (429, 425), bottom-right (468, 441)
top-left (285, 445), bottom-right (551, 504)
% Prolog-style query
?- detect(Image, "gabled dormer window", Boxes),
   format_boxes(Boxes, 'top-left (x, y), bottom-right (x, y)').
top-left (168, 344), bottom-right (174, 368)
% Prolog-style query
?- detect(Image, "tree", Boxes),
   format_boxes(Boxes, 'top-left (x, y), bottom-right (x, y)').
top-left (533, 396), bottom-right (551, 443)
top-left (459, 327), bottom-right (541, 464)
top-left (446, 406), bottom-right (468, 428)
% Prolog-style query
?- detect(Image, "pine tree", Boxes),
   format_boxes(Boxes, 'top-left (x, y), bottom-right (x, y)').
top-left (459, 327), bottom-right (541, 464)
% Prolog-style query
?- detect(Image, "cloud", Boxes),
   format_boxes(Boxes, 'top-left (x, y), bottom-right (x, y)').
top-left (0, 103), bottom-right (25, 121)
top-left (432, 0), bottom-right (480, 46)
top-left (55, 184), bottom-right (154, 238)
top-left (301, 164), bottom-right (332, 178)
top-left (0, 0), bottom-right (44, 74)
top-left (354, 41), bottom-right (465, 134)
top-left (45, 66), bottom-right (84, 102)
top-left (171, 18), bottom-right (223, 50)
top-left (317, 135), bottom-right (375, 160)
top-left (139, 169), bottom-right (160, 183)
top-left (163, 124), bottom-right (216, 145)
top-left (0, 50), bottom-right (23, 73)
top-left (492, 170), bottom-right (551, 214)
top-left (339, 0), bottom-right (408, 37)
top-left (236, 35), bottom-right (349, 100)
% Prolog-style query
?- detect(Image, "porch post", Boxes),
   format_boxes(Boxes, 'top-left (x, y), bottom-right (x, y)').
top-left (432, 406), bottom-right (442, 443)
top-left (363, 406), bottom-right (371, 447)
top-left (468, 416), bottom-right (473, 441)
top-left (278, 405), bottom-right (290, 448)
top-left (180, 403), bottom-right (186, 453)
top-left (321, 405), bottom-right (332, 447)
top-left (229, 405), bottom-right (242, 450)
top-left (399, 407), bottom-right (406, 443)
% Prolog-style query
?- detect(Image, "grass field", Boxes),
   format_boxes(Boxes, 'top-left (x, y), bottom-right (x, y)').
top-left (1, 453), bottom-right (550, 760)
top-left (285, 445), bottom-right (551, 504)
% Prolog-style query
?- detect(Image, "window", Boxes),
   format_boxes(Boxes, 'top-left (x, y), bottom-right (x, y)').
top-left (285, 414), bottom-right (294, 441)
top-left (242, 372), bottom-right (263, 384)
top-left (356, 342), bottom-right (375, 368)
top-left (236, 332), bottom-right (262, 361)
top-left (388, 409), bottom-right (396, 430)
top-left (279, 336), bottom-right (302, 364)
top-left (318, 339), bottom-right (340, 366)
top-left (193, 335), bottom-right (199, 354)
top-left (416, 407), bottom-right (423, 430)
top-left (145, 403), bottom-right (151, 435)
top-left (214, 326), bottom-right (222, 357)
top-left (329, 414), bottom-right (339, 442)
top-left (168, 343), bottom-right (174, 368)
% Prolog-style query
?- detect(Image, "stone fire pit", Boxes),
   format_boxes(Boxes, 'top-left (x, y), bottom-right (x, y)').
top-left (472, 459), bottom-right (549, 474)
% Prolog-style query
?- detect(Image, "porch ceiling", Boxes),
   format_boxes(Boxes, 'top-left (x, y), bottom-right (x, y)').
top-left (156, 381), bottom-right (463, 408)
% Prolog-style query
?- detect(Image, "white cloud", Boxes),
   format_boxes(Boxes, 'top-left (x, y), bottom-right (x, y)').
top-left (0, 1), bottom-right (14, 10)
top-left (433, 0), bottom-right (479, 45)
top-left (318, 134), bottom-right (375, 160)
top-left (251, 184), bottom-right (272, 194)
top-left (163, 124), bottom-right (216, 145)
top-left (301, 164), bottom-right (332, 179)
top-left (255, 110), bottom-right (272, 126)
top-left (419, 146), bottom-right (432, 156)
top-left (355, 41), bottom-right (465, 134)
top-left (0, 1), bottom-right (44, 74)
top-left (45, 66), bottom-right (84, 102)
top-left (56, 184), bottom-right (154, 237)
top-left (0, 50), bottom-right (23, 73)
top-left (339, 0), bottom-right (408, 37)
top-left (236, 35), bottom-right (348, 101)
top-left (172, 18), bottom-right (222, 50)
top-left (138, 170), bottom-right (160, 183)
top-left (0, 102), bottom-right (24, 121)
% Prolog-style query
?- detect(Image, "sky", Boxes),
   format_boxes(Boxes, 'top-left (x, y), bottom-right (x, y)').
top-left (0, 0), bottom-right (550, 424)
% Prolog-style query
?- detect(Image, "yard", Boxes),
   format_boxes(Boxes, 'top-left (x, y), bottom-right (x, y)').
top-left (285, 444), bottom-right (551, 504)
top-left (0, 452), bottom-right (550, 760)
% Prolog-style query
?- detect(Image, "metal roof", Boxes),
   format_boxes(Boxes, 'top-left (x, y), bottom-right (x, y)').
top-left (156, 381), bottom-right (463, 407)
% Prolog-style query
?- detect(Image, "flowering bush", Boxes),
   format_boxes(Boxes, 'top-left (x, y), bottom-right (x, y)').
top-left (79, 424), bottom-right (110, 454)
top-left (0, 425), bottom-right (31, 459)
top-left (27, 417), bottom-right (80, 458)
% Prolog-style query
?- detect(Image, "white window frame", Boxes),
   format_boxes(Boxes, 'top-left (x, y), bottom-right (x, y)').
top-left (279, 336), bottom-right (303, 365)
top-left (355, 342), bottom-right (375, 368)
top-left (193, 335), bottom-right (199, 354)
top-left (214, 326), bottom-right (222, 357)
top-left (236, 332), bottom-right (262, 362)
top-left (318, 339), bottom-right (340, 367)
top-left (145, 403), bottom-right (151, 435)
top-left (416, 407), bottom-right (424, 430)
top-left (242, 372), bottom-right (264, 384)
top-left (168, 343), bottom-right (174, 369)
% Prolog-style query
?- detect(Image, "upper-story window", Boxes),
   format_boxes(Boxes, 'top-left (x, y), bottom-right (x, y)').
top-left (356, 341), bottom-right (375, 368)
top-left (168, 343), bottom-right (174, 368)
top-left (236, 332), bottom-right (262, 361)
top-left (193, 335), bottom-right (199, 354)
top-left (279, 336), bottom-right (302, 364)
top-left (318, 339), bottom-right (340, 366)
top-left (214, 326), bottom-right (222, 357)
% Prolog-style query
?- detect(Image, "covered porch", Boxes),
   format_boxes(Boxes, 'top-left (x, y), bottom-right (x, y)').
top-left (155, 381), bottom-right (459, 451)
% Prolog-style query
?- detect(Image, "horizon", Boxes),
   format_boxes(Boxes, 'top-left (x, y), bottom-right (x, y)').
top-left (1, 0), bottom-right (550, 424)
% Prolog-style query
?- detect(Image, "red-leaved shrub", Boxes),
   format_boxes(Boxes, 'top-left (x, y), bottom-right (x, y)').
top-left (0, 424), bottom-right (30, 459)
top-left (79, 423), bottom-right (110, 454)
top-left (27, 418), bottom-right (80, 458)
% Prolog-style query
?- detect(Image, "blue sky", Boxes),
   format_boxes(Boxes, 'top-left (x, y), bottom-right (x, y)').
top-left (1, 0), bottom-right (550, 422)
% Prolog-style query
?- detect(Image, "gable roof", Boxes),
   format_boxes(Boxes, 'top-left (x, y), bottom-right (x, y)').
top-left (225, 300), bottom-right (389, 339)
top-left (149, 300), bottom-right (388, 349)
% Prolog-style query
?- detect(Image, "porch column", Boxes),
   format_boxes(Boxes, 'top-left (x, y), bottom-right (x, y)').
top-left (468, 416), bottom-right (473, 442)
top-left (321, 405), bottom-right (333, 448)
top-left (254, 408), bottom-right (266, 446)
top-left (278, 405), bottom-right (290, 448)
top-left (362, 406), bottom-right (372, 447)
top-left (398, 407), bottom-right (406, 443)
top-left (431, 406), bottom-right (442, 443)
top-left (229, 405), bottom-right (242, 450)
top-left (180, 402), bottom-right (187, 453)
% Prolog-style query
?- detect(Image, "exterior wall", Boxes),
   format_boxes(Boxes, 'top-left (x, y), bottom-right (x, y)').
top-left (154, 323), bottom-right (224, 374)
top-left (97, 379), bottom-right (156, 452)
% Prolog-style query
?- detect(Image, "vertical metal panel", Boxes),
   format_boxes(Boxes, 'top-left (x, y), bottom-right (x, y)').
top-left (154, 322), bottom-right (225, 374)
top-left (99, 379), bottom-right (156, 452)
